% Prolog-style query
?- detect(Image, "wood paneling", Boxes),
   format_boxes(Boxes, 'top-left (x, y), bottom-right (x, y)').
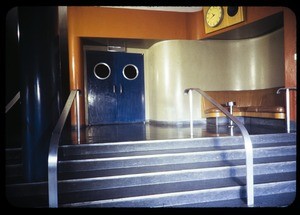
top-left (283, 8), bottom-right (297, 121)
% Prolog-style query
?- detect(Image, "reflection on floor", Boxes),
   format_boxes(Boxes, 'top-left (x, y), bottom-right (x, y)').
top-left (65, 120), bottom-right (289, 145)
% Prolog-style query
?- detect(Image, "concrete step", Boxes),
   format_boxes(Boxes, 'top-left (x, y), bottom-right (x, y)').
top-left (5, 133), bottom-right (297, 208)
top-left (58, 133), bottom-right (296, 158)
top-left (59, 172), bottom-right (296, 207)
top-left (58, 144), bottom-right (295, 172)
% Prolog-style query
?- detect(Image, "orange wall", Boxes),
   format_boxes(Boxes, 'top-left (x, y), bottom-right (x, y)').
top-left (67, 6), bottom-right (297, 125)
top-left (68, 6), bottom-right (191, 39)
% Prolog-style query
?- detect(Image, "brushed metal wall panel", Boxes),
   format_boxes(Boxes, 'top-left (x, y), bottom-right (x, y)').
top-left (146, 28), bottom-right (284, 121)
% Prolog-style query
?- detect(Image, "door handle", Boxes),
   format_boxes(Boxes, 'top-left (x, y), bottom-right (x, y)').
top-left (113, 85), bottom-right (116, 93)
top-left (120, 84), bottom-right (123, 94)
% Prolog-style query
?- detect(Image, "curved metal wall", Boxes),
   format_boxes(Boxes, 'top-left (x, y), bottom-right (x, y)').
top-left (146, 28), bottom-right (284, 122)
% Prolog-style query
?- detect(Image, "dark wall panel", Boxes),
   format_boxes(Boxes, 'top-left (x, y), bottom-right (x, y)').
top-left (18, 7), bottom-right (61, 182)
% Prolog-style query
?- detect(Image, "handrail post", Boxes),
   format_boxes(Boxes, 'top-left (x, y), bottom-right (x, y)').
top-left (188, 89), bottom-right (194, 138)
top-left (227, 101), bottom-right (235, 127)
top-left (276, 87), bottom-right (297, 133)
top-left (76, 90), bottom-right (81, 143)
top-left (286, 88), bottom-right (290, 133)
top-left (48, 154), bottom-right (58, 207)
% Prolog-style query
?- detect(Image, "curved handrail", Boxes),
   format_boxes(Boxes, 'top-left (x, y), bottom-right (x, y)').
top-left (48, 89), bottom-right (80, 208)
top-left (184, 88), bottom-right (254, 207)
top-left (276, 87), bottom-right (297, 93)
top-left (5, 91), bottom-right (20, 114)
top-left (277, 87), bottom-right (297, 133)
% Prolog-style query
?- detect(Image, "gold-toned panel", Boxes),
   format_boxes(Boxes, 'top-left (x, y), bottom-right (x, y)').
top-left (225, 6), bottom-right (245, 27)
top-left (204, 6), bottom-right (245, 34)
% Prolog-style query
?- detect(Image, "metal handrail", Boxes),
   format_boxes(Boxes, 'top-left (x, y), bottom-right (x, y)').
top-left (184, 88), bottom-right (254, 207)
top-left (276, 87), bottom-right (297, 133)
top-left (5, 91), bottom-right (20, 114)
top-left (48, 89), bottom-right (80, 208)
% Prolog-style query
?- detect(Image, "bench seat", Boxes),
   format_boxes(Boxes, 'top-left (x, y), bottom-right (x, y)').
top-left (202, 87), bottom-right (286, 120)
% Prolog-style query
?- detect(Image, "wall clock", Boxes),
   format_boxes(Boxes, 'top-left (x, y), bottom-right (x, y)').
top-left (205, 6), bottom-right (224, 28)
top-left (203, 6), bottom-right (245, 34)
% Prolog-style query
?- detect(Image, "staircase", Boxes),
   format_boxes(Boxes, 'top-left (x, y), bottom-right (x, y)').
top-left (5, 132), bottom-right (296, 208)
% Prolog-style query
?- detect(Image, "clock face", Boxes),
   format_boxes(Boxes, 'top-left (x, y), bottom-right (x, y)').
top-left (205, 6), bottom-right (224, 28)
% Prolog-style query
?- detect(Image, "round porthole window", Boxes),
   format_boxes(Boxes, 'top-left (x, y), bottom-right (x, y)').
top-left (123, 64), bottom-right (139, 80)
top-left (94, 62), bottom-right (111, 80)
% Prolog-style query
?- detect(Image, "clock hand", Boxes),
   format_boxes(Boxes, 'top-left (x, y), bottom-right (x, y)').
top-left (209, 14), bottom-right (215, 21)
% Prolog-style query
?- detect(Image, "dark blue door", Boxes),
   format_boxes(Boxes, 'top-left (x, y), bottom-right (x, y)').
top-left (85, 50), bottom-right (145, 125)
top-left (115, 52), bottom-right (145, 123)
top-left (85, 51), bottom-right (117, 124)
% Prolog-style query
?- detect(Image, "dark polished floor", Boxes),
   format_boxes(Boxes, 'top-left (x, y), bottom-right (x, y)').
top-left (64, 118), bottom-right (291, 145)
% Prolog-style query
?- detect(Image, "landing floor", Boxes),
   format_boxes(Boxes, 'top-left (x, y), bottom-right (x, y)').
top-left (64, 118), bottom-right (293, 145)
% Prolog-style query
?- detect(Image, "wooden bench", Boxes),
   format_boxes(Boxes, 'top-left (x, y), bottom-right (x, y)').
top-left (202, 87), bottom-right (286, 119)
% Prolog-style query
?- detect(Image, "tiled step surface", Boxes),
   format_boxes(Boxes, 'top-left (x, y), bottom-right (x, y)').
top-left (5, 133), bottom-right (297, 208)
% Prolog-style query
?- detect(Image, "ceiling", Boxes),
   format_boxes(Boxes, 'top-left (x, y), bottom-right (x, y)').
top-left (101, 6), bottom-right (203, 13)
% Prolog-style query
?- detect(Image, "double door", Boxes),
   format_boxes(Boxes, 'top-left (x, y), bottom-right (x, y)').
top-left (85, 50), bottom-right (145, 125)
